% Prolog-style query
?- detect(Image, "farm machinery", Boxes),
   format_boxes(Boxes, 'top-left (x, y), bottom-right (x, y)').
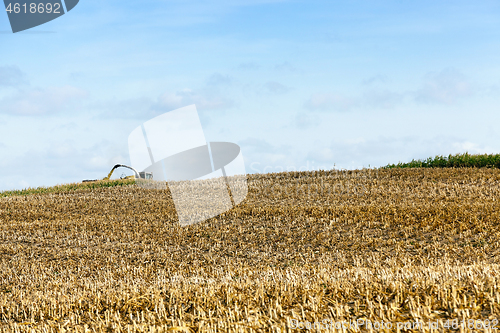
top-left (83, 164), bottom-right (153, 183)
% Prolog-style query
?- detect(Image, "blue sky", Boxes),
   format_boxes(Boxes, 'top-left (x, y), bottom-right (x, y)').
top-left (1, 0), bottom-right (500, 190)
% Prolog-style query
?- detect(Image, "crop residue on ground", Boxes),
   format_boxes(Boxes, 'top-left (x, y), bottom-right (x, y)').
top-left (0, 168), bottom-right (500, 332)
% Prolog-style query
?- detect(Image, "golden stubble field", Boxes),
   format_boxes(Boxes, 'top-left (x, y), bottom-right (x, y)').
top-left (1, 168), bottom-right (500, 332)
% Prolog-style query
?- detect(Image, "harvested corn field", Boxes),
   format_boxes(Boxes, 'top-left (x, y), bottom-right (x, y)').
top-left (1, 168), bottom-right (500, 332)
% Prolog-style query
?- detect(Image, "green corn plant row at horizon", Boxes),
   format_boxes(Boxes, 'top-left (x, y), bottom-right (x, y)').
top-left (383, 152), bottom-right (500, 169)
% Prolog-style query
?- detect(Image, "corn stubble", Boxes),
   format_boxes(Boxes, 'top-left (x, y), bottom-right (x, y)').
top-left (0, 168), bottom-right (500, 332)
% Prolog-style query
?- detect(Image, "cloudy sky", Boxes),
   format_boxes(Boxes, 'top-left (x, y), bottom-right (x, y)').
top-left (1, 0), bottom-right (500, 190)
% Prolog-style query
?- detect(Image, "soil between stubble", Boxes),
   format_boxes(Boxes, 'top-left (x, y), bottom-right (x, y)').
top-left (0, 168), bottom-right (500, 332)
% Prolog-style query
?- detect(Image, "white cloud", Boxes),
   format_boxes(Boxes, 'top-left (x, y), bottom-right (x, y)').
top-left (362, 74), bottom-right (388, 85)
top-left (93, 96), bottom-right (156, 119)
top-left (238, 62), bottom-right (260, 70)
top-left (294, 112), bottom-right (320, 129)
top-left (304, 92), bottom-right (357, 111)
top-left (238, 137), bottom-right (295, 173)
top-left (265, 81), bottom-right (291, 94)
top-left (95, 81), bottom-right (235, 119)
top-left (239, 137), bottom-right (290, 154)
top-left (304, 135), bottom-right (499, 170)
top-left (307, 136), bottom-right (417, 167)
top-left (305, 68), bottom-right (473, 112)
top-left (207, 73), bottom-right (233, 86)
top-left (0, 85), bottom-right (88, 116)
top-left (450, 141), bottom-right (493, 154)
top-left (274, 61), bottom-right (296, 72)
top-left (78, 140), bottom-right (130, 172)
top-left (0, 138), bottom-right (130, 191)
top-left (304, 90), bottom-right (405, 112)
top-left (157, 88), bottom-right (234, 111)
top-left (415, 68), bottom-right (473, 105)
top-left (362, 89), bottom-right (404, 109)
top-left (0, 65), bottom-right (27, 87)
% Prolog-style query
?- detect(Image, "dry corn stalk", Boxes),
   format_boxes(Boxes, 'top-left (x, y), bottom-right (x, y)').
top-left (0, 168), bottom-right (499, 331)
